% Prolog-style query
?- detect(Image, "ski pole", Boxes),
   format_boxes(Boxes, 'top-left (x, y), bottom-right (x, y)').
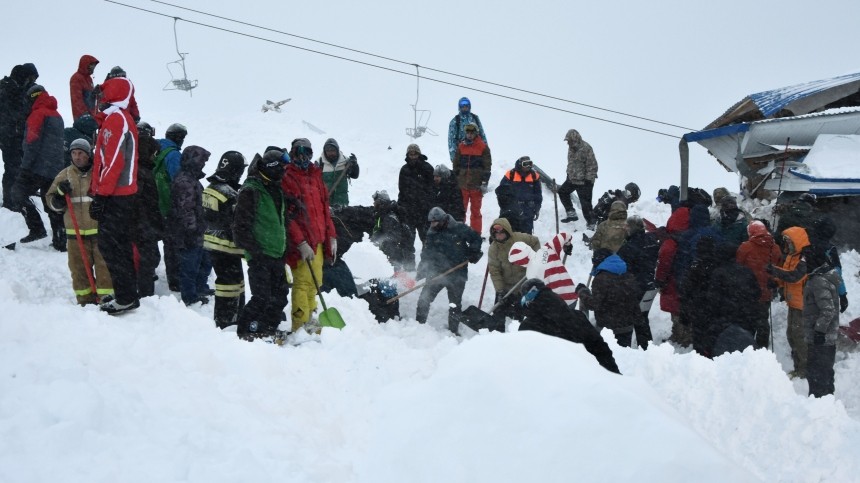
top-left (553, 178), bottom-right (560, 234)
top-left (65, 193), bottom-right (99, 302)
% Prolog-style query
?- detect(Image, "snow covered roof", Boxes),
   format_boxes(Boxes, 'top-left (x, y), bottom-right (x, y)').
top-left (705, 71), bottom-right (860, 129)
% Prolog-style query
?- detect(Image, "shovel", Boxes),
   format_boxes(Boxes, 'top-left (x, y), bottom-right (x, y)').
top-left (307, 259), bottom-right (345, 329)
top-left (460, 276), bottom-right (528, 333)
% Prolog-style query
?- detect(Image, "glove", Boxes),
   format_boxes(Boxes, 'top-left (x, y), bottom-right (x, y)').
top-left (298, 241), bottom-right (315, 261)
top-left (480, 182), bottom-right (488, 195)
top-left (563, 242), bottom-right (573, 257)
top-left (765, 264), bottom-right (777, 276)
top-left (533, 211), bottom-right (540, 221)
top-left (89, 195), bottom-right (105, 221)
top-left (813, 331), bottom-right (826, 345)
top-left (575, 283), bottom-right (588, 295)
top-left (468, 250), bottom-right (483, 264)
top-left (840, 294), bottom-right (849, 313)
top-left (328, 237), bottom-right (338, 264)
top-left (57, 180), bottom-right (72, 196)
top-left (348, 153), bottom-right (357, 164)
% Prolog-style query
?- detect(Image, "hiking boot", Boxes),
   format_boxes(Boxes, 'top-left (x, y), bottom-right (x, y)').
top-left (20, 231), bottom-right (47, 244)
top-left (184, 296), bottom-right (210, 307)
top-left (199, 286), bottom-right (216, 296)
top-left (560, 210), bottom-right (579, 223)
top-left (100, 298), bottom-right (140, 315)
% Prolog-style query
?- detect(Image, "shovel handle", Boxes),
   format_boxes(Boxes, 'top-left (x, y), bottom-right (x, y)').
top-left (385, 261), bottom-right (468, 304)
top-left (306, 259), bottom-right (328, 311)
top-left (489, 276), bottom-right (528, 313)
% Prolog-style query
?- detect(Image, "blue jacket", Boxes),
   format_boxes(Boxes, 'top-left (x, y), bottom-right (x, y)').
top-left (158, 138), bottom-right (183, 180)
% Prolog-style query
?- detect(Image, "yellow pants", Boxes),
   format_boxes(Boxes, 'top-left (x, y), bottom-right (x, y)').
top-left (290, 243), bottom-right (324, 331)
top-left (67, 236), bottom-right (113, 305)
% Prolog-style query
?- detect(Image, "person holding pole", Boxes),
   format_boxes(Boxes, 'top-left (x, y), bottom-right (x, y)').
top-left (47, 138), bottom-right (113, 305)
top-left (316, 138), bottom-right (358, 208)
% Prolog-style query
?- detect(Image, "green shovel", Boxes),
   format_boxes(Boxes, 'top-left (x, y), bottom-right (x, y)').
top-left (307, 259), bottom-right (346, 329)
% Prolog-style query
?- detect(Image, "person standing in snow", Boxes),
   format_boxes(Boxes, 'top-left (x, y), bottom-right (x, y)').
top-left (133, 122), bottom-right (164, 298)
top-left (69, 54), bottom-right (99, 120)
top-left (46, 139), bottom-right (113, 305)
top-left (203, 151), bottom-right (247, 327)
top-left (452, 122), bottom-right (492, 233)
top-left (447, 96), bottom-right (487, 162)
top-left (370, 190), bottom-right (415, 272)
top-left (558, 129), bottom-right (598, 225)
top-left (495, 156), bottom-right (542, 235)
top-left (154, 122), bottom-right (188, 291)
top-left (89, 76), bottom-right (140, 315)
top-left (282, 138), bottom-right (337, 333)
top-left (767, 226), bottom-right (811, 378)
top-left (398, 143), bottom-right (434, 246)
top-left (430, 164), bottom-right (465, 223)
top-left (655, 206), bottom-right (690, 345)
top-left (0, 63), bottom-right (38, 207)
top-left (713, 196), bottom-right (748, 246)
top-left (576, 249), bottom-right (640, 347)
top-left (415, 207), bottom-right (483, 335)
top-left (487, 217), bottom-right (540, 321)
top-left (518, 278), bottom-right (620, 374)
top-left (233, 150), bottom-right (290, 340)
top-left (93, 66), bottom-right (140, 123)
top-left (802, 243), bottom-right (841, 398)
top-left (736, 221), bottom-right (782, 348)
top-left (617, 216), bottom-right (661, 349)
top-left (316, 138), bottom-right (358, 207)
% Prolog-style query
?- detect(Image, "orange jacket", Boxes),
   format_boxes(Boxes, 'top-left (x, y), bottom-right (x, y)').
top-left (775, 226), bottom-right (810, 310)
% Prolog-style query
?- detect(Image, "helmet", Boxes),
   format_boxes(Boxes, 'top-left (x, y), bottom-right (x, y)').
top-left (458, 97), bottom-right (471, 109)
top-left (214, 151), bottom-right (248, 182)
top-left (624, 182), bottom-right (640, 203)
top-left (258, 149), bottom-right (287, 181)
top-left (165, 123), bottom-right (188, 144)
top-left (798, 192), bottom-right (817, 204)
top-left (433, 164), bottom-right (451, 178)
top-left (427, 206), bottom-right (447, 222)
top-left (106, 66), bottom-right (126, 79)
top-left (26, 84), bottom-right (45, 100)
top-left (136, 121), bottom-right (155, 138)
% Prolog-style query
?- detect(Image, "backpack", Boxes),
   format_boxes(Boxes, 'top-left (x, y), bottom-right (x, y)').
top-left (153, 146), bottom-right (176, 217)
top-left (687, 187), bottom-right (713, 207)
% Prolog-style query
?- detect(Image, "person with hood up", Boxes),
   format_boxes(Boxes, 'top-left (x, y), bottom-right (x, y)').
top-left (233, 150), bottom-right (291, 340)
top-left (576, 248), bottom-right (640, 347)
top-left (316, 138), bottom-right (358, 207)
top-left (398, 143), bottom-right (434, 245)
top-left (704, 243), bottom-right (760, 358)
top-left (495, 156), bottom-right (542, 234)
top-left (134, 122), bottom-right (164, 298)
top-left (282, 138), bottom-right (337, 333)
top-left (679, 236), bottom-right (721, 355)
top-left (767, 226), bottom-right (811, 378)
top-left (0, 63), bottom-right (38, 206)
top-left (447, 96), bottom-right (487, 161)
top-left (69, 54), bottom-right (99, 120)
top-left (808, 216), bottom-right (849, 314)
top-left (46, 138), bottom-right (113, 305)
top-left (558, 129), bottom-right (598, 224)
top-left (8, 84), bottom-right (65, 248)
top-left (89, 76), bottom-right (139, 315)
top-left (93, 66), bottom-right (140, 122)
top-left (203, 151), bottom-right (248, 327)
top-left (452, 122), bottom-right (492, 233)
top-left (736, 220), bottom-right (783, 348)
top-left (655, 206), bottom-right (690, 345)
top-left (370, 190), bottom-right (415, 272)
top-left (431, 164), bottom-right (465, 222)
top-left (802, 243), bottom-right (842, 397)
top-left (617, 216), bottom-right (661, 349)
top-left (775, 192), bottom-right (818, 237)
top-left (590, 200), bottom-right (628, 252)
top-left (713, 196), bottom-right (748, 246)
top-left (591, 182), bottom-right (640, 228)
top-left (415, 207), bottom-right (483, 335)
top-left (487, 217), bottom-right (540, 321)
top-left (168, 146), bottom-right (212, 306)
top-left (508, 232), bottom-right (577, 306)
top-left (518, 278), bottom-right (620, 374)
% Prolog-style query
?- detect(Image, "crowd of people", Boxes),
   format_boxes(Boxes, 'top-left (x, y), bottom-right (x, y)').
top-left (0, 59), bottom-right (852, 396)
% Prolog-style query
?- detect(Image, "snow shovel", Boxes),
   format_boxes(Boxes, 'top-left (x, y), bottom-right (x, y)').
top-left (460, 276), bottom-right (528, 333)
top-left (307, 259), bottom-right (345, 329)
top-left (385, 261), bottom-right (468, 305)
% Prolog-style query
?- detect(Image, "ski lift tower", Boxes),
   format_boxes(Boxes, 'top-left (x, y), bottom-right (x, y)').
top-left (406, 65), bottom-right (437, 139)
top-left (164, 18), bottom-right (198, 96)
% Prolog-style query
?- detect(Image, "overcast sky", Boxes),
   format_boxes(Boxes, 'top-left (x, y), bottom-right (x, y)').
top-left (4, 0), bottom-right (858, 197)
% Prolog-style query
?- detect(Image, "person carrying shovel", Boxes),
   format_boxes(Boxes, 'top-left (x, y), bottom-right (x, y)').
top-left (487, 217), bottom-right (540, 323)
top-left (47, 138), bottom-right (113, 305)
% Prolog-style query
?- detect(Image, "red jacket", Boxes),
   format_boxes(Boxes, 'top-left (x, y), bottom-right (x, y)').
top-left (281, 163), bottom-right (336, 267)
top-left (655, 207), bottom-right (690, 315)
top-left (90, 78), bottom-right (138, 197)
top-left (737, 232), bottom-right (782, 303)
top-left (70, 54), bottom-right (98, 120)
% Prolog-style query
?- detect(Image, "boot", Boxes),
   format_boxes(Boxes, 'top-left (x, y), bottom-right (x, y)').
top-left (52, 229), bottom-right (67, 252)
top-left (448, 307), bottom-right (462, 336)
top-left (100, 298), bottom-right (140, 315)
top-left (560, 209), bottom-right (579, 223)
top-left (20, 230), bottom-right (47, 243)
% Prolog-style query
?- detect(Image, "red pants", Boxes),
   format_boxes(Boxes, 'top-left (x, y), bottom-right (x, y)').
top-left (461, 188), bottom-right (483, 233)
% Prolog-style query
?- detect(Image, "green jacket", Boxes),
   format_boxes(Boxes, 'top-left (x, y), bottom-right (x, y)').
top-left (234, 177), bottom-right (286, 260)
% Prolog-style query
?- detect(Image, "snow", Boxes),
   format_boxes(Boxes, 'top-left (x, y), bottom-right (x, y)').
top-left (801, 134), bottom-right (860, 180)
top-left (2, 2), bottom-right (860, 481)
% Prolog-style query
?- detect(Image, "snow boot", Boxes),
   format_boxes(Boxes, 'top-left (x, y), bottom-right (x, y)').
top-left (100, 298), bottom-right (140, 315)
top-left (560, 210), bottom-right (579, 223)
top-left (20, 230), bottom-right (47, 244)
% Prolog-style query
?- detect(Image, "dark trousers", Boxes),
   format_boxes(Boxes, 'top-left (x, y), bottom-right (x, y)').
top-left (178, 245), bottom-right (211, 305)
top-left (416, 271), bottom-right (467, 334)
top-left (8, 169), bottom-right (50, 235)
top-left (163, 234), bottom-right (181, 290)
top-left (634, 289), bottom-right (657, 349)
top-left (752, 302), bottom-right (771, 349)
top-left (98, 196), bottom-right (139, 305)
top-left (321, 257), bottom-right (358, 297)
top-left (1, 143), bottom-right (22, 206)
top-left (210, 250), bottom-right (245, 328)
top-left (136, 238), bottom-right (161, 297)
top-left (237, 255), bottom-right (289, 336)
top-left (807, 343), bottom-right (836, 398)
top-left (558, 179), bottom-right (594, 225)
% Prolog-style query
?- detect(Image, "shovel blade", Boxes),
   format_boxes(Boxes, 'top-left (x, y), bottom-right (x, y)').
top-left (460, 306), bottom-right (505, 333)
top-left (319, 307), bottom-right (346, 329)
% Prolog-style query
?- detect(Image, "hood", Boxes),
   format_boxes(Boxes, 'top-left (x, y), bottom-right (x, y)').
top-left (594, 254), bottom-right (627, 276)
top-left (323, 138), bottom-right (340, 152)
top-left (20, 63), bottom-right (38, 81)
top-left (490, 217), bottom-right (513, 237)
top-left (666, 207), bottom-right (690, 234)
top-left (689, 204), bottom-right (711, 229)
top-left (782, 226), bottom-right (810, 255)
top-left (180, 145), bottom-right (211, 178)
top-left (100, 77), bottom-right (133, 109)
top-left (714, 242), bottom-right (738, 264)
top-left (10, 65), bottom-right (27, 85)
top-left (73, 114), bottom-right (98, 137)
top-left (77, 55), bottom-right (98, 75)
top-left (31, 92), bottom-right (57, 111)
top-left (608, 201), bottom-right (627, 220)
top-left (749, 232), bottom-right (775, 247)
top-left (405, 153), bottom-right (428, 164)
top-left (564, 129), bottom-right (582, 145)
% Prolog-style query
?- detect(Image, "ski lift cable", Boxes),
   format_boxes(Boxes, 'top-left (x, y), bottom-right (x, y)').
top-left (146, 0), bottom-right (692, 132)
top-left (106, 0), bottom-right (679, 138)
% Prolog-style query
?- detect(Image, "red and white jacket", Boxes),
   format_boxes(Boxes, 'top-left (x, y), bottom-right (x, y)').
top-left (90, 77), bottom-right (138, 197)
top-left (509, 232), bottom-right (577, 304)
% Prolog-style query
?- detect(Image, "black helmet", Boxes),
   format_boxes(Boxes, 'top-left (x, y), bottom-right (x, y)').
top-left (258, 149), bottom-right (287, 182)
top-left (165, 123), bottom-right (188, 144)
top-left (624, 182), bottom-right (641, 203)
top-left (214, 151), bottom-right (248, 182)
top-left (136, 121), bottom-right (155, 138)
top-left (106, 66), bottom-right (126, 79)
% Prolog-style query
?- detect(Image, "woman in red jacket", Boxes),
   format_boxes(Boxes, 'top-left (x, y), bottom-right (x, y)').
top-left (654, 207), bottom-right (690, 346)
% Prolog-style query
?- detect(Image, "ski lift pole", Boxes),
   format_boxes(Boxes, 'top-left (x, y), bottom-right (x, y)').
top-left (771, 137), bottom-right (790, 228)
